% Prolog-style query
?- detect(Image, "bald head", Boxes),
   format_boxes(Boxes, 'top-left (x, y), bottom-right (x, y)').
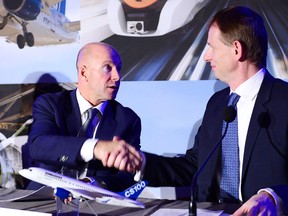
top-left (76, 42), bottom-right (122, 72)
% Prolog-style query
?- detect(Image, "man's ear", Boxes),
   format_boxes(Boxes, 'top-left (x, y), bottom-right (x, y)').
top-left (79, 65), bottom-right (88, 80)
top-left (233, 40), bottom-right (246, 62)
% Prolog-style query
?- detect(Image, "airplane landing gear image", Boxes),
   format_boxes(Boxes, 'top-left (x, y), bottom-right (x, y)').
top-left (16, 22), bottom-right (34, 49)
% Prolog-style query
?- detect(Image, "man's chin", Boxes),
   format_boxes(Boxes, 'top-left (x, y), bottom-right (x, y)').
top-left (107, 94), bottom-right (117, 101)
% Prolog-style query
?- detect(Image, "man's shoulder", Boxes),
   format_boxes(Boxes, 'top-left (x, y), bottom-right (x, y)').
top-left (208, 87), bottom-right (230, 102)
top-left (34, 90), bottom-right (75, 108)
top-left (36, 90), bottom-right (74, 101)
top-left (108, 100), bottom-right (139, 117)
top-left (272, 77), bottom-right (288, 89)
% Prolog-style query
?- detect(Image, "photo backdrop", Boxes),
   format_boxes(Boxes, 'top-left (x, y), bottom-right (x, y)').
top-left (0, 0), bottom-right (287, 197)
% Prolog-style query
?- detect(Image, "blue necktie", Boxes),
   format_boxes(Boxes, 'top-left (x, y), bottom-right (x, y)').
top-left (220, 93), bottom-right (240, 201)
top-left (78, 108), bottom-right (99, 138)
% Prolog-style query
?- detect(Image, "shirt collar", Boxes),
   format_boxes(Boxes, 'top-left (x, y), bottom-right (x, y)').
top-left (76, 88), bottom-right (107, 115)
top-left (233, 68), bottom-right (265, 101)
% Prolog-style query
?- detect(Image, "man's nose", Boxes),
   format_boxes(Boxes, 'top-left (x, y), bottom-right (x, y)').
top-left (111, 69), bottom-right (120, 81)
top-left (203, 47), bottom-right (211, 62)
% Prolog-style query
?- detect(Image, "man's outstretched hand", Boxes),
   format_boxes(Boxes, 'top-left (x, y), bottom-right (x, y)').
top-left (93, 136), bottom-right (142, 173)
top-left (233, 192), bottom-right (277, 216)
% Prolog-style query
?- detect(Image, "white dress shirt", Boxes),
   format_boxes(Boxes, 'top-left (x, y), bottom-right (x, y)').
top-left (76, 89), bottom-right (106, 163)
top-left (233, 68), bottom-right (265, 200)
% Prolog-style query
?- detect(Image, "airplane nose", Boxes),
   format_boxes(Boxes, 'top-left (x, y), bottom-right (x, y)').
top-left (19, 169), bottom-right (25, 176)
top-left (19, 168), bottom-right (30, 177)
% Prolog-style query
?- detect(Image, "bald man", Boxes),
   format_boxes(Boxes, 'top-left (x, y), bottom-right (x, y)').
top-left (27, 42), bottom-right (142, 191)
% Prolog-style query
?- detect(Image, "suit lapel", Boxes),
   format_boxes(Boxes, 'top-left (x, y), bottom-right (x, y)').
top-left (65, 90), bottom-right (82, 136)
top-left (242, 71), bottom-right (274, 179)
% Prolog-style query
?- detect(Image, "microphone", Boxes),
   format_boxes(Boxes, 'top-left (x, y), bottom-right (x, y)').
top-left (223, 106), bottom-right (237, 123)
top-left (188, 105), bottom-right (237, 216)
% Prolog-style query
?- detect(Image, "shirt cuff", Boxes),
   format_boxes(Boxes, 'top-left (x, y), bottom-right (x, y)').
top-left (258, 188), bottom-right (278, 206)
top-left (134, 151), bottom-right (146, 182)
top-left (80, 139), bottom-right (99, 162)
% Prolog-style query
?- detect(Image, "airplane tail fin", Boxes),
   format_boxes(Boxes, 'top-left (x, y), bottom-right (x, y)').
top-left (117, 180), bottom-right (148, 200)
top-left (56, 0), bottom-right (66, 15)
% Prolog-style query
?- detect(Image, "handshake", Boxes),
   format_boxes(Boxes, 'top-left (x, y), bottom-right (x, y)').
top-left (93, 136), bottom-right (143, 174)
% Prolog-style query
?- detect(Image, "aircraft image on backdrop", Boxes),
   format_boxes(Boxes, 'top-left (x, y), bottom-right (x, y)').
top-left (19, 167), bottom-right (146, 208)
top-left (0, 0), bottom-right (80, 49)
top-left (0, 82), bottom-right (77, 189)
top-left (0, 118), bottom-right (33, 189)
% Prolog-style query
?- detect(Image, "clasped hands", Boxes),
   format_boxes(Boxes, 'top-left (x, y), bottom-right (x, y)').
top-left (93, 136), bottom-right (142, 173)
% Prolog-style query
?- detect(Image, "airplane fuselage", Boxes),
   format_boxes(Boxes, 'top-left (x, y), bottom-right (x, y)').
top-left (20, 167), bottom-right (121, 198)
top-left (30, 8), bottom-right (79, 44)
top-left (0, 0), bottom-right (79, 48)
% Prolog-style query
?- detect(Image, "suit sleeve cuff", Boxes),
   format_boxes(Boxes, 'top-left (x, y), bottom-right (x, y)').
top-left (80, 139), bottom-right (99, 162)
top-left (134, 151), bottom-right (146, 182)
top-left (258, 188), bottom-right (278, 206)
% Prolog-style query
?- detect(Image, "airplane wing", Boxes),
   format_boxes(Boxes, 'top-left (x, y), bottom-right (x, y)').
top-left (66, 188), bottom-right (145, 208)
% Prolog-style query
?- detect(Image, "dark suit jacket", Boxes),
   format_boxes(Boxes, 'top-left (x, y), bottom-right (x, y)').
top-left (27, 89), bottom-right (141, 192)
top-left (144, 71), bottom-right (288, 211)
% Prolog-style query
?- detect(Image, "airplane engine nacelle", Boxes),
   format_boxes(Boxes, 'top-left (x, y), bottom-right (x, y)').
top-left (3, 0), bottom-right (42, 21)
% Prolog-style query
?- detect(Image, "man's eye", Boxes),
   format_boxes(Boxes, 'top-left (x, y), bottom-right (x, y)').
top-left (102, 64), bottom-right (112, 73)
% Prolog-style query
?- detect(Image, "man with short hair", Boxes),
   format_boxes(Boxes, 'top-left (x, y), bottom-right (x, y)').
top-left (28, 42), bottom-right (142, 192)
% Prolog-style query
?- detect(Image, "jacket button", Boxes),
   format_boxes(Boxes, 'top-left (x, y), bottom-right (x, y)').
top-left (58, 156), bottom-right (68, 162)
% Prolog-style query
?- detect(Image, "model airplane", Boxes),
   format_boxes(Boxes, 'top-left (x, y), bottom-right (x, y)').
top-left (0, 0), bottom-right (79, 49)
top-left (19, 167), bottom-right (147, 208)
top-left (107, 0), bottom-right (208, 36)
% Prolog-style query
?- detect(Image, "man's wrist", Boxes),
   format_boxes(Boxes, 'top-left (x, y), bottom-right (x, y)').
top-left (92, 140), bottom-right (99, 160)
top-left (81, 139), bottom-right (99, 162)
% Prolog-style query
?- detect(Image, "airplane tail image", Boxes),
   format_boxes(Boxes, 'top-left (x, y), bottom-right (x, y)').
top-left (117, 180), bottom-right (148, 200)
top-left (55, 0), bottom-right (66, 15)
